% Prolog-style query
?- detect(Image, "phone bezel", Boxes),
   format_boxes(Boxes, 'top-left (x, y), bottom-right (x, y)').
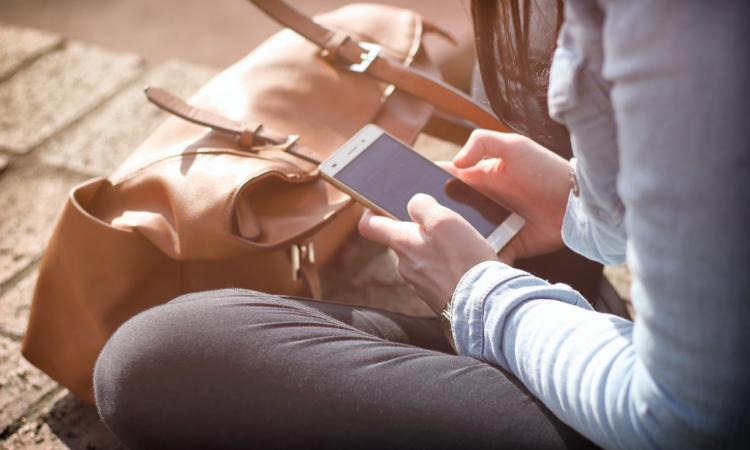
top-left (319, 124), bottom-right (524, 252)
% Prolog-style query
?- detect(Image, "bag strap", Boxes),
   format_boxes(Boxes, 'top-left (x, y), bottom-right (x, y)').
top-left (246, 0), bottom-right (511, 133)
top-left (145, 87), bottom-right (322, 165)
top-left (145, 86), bottom-right (266, 145)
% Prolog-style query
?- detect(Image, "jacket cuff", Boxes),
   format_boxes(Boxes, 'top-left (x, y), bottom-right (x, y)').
top-left (450, 261), bottom-right (528, 363)
top-left (450, 260), bottom-right (594, 370)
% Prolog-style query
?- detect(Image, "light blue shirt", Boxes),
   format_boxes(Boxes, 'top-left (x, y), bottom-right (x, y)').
top-left (450, 1), bottom-right (750, 449)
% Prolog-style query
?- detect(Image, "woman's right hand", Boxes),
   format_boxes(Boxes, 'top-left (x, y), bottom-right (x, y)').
top-left (438, 129), bottom-right (572, 264)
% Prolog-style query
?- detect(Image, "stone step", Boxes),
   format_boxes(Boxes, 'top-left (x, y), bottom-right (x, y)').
top-left (0, 269), bottom-right (37, 339)
top-left (0, 23), bottom-right (61, 82)
top-left (1, 389), bottom-right (126, 450)
top-left (38, 59), bottom-right (217, 176)
top-left (0, 161), bottom-right (87, 287)
top-left (0, 42), bottom-right (143, 154)
top-left (0, 335), bottom-right (58, 435)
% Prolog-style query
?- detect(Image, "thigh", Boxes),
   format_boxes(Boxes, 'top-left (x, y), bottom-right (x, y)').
top-left (94, 289), bottom-right (596, 450)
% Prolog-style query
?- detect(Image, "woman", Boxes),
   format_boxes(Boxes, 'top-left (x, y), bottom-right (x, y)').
top-left (93, 1), bottom-right (750, 448)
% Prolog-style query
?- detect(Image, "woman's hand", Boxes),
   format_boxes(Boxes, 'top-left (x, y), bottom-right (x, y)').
top-left (439, 129), bottom-right (572, 264)
top-left (358, 194), bottom-right (498, 315)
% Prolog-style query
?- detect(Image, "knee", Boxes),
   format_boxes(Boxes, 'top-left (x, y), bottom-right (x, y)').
top-left (93, 289), bottom-right (322, 448)
top-left (93, 289), bottom-right (294, 426)
top-left (94, 290), bottom-right (238, 404)
top-left (93, 291), bottom-right (232, 444)
top-left (93, 301), bottom-right (178, 444)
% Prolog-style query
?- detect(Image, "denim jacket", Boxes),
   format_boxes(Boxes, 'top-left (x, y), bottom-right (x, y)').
top-left (451, 1), bottom-right (750, 448)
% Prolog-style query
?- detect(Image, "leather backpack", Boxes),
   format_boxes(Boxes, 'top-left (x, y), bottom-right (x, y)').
top-left (22, 0), bottom-right (510, 403)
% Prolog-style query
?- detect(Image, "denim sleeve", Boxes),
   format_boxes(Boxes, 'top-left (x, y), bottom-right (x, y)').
top-left (452, 1), bottom-right (750, 449)
top-left (451, 262), bottom-right (639, 448)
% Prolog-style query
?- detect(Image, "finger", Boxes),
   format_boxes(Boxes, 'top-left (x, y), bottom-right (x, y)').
top-left (439, 160), bottom-right (484, 187)
top-left (435, 160), bottom-right (458, 176)
top-left (442, 158), bottom-right (510, 198)
top-left (453, 129), bottom-right (518, 169)
top-left (439, 158), bottom-right (501, 177)
top-left (359, 209), bottom-right (419, 248)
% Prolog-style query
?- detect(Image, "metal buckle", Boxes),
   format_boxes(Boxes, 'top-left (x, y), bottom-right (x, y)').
top-left (345, 42), bottom-right (382, 73)
top-left (290, 242), bottom-right (316, 282)
top-left (291, 244), bottom-right (301, 281)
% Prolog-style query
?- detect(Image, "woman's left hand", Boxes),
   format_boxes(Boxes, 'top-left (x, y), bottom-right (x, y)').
top-left (358, 193), bottom-right (498, 315)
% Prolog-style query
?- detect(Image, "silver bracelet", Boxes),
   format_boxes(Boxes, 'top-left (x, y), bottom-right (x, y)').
top-left (439, 300), bottom-right (456, 352)
top-left (569, 159), bottom-right (580, 197)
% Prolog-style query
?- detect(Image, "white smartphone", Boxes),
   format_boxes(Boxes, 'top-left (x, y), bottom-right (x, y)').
top-left (319, 124), bottom-right (524, 252)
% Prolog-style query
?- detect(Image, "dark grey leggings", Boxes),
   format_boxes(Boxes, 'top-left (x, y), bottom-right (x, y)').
top-left (94, 289), bottom-right (597, 450)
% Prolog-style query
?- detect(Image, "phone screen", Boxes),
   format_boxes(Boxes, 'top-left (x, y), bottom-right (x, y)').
top-left (334, 133), bottom-right (512, 238)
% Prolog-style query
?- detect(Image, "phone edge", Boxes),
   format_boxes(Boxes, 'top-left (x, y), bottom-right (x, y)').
top-left (487, 213), bottom-right (525, 253)
top-left (319, 171), bottom-right (399, 221)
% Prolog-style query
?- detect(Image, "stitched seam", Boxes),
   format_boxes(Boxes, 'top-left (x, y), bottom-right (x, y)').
top-left (404, 11), bottom-right (420, 66)
top-left (449, 263), bottom-right (480, 344)
top-left (580, 63), bottom-right (612, 116)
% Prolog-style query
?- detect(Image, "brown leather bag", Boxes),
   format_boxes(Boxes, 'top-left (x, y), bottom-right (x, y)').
top-left (22, 0), bottom-right (509, 404)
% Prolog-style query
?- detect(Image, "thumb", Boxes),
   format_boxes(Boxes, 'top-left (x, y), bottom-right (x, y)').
top-left (407, 193), bottom-right (463, 233)
top-left (359, 209), bottom-right (418, 248)
top-left (453, 129), bottom-right (518, 169)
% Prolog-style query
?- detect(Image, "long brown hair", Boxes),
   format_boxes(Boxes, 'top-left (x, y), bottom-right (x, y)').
top-left (471, 0), bottom-right (571, 156)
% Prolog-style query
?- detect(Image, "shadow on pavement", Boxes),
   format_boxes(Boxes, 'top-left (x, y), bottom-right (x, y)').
top-left (42, 393), bottom-right (126, 450)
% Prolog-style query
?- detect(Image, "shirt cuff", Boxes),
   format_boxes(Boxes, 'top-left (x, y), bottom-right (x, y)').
top-left (562, 189), bottom-right (588, 251)
top-left (562, 187), bottom-right (628, 266)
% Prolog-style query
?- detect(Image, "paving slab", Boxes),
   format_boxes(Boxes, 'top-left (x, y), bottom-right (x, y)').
top-left (0, 335), bottom-right (58, 434)
top-left (2, 390), bottom-right (125, 450)
top-left (39, 59), bottom-right (217, 176)
top-left (0, 162), bottom-right (86, 287)
top-left (0, 24), bottom-right (61, 82)
top-left (0, 42), bottom-right (143, 154)
top-left (0, 270), bottom-right (36, 339)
